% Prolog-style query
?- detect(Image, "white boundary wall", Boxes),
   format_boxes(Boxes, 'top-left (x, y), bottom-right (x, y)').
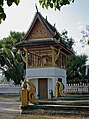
top-left (0, 84), bottom-right (21, 94)
top-left (66, 83), bottom-right (89, 94)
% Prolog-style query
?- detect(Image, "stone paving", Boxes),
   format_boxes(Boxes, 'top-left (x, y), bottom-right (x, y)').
top-left (0, 95), bottom-right (21, 113)
top-left (0, 95), bottom-right (21, 119)
top-left (0, 95), bottom-right (89, 119)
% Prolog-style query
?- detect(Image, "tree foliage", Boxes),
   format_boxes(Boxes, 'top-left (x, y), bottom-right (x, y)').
top-left (67, 54), bottom-right (87, 83)
top-left (0, 47), bottom-right (24, 84)
top-left (0, 31), bottom-right (25, 85)
top-left (0, 31), bottom-right (24, 48)
top-left (61, 29), bottom-right (74, 51)
top-left (0, 0), bottom-right (75, 23)
top-left (39, 0), bottom-right (74, 10)
top-left (0, 0), bottom-right (20, 23)
top-left (61, 30), bottom-right (88, 82)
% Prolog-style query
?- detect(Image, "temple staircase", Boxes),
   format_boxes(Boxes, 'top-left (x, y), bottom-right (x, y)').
top-left (21, 95), bottom-right (89, 116)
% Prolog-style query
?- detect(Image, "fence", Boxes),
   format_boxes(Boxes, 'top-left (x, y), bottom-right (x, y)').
top-left (0, 84), bottom-right (21, 94)
top-left (66, 83), bottom-right (89, 94)
top-left (0, 83), bottom-right (89, 95)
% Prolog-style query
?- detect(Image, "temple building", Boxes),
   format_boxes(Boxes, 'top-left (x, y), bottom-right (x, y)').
top-left (16, 12), bottom-right (73, 99)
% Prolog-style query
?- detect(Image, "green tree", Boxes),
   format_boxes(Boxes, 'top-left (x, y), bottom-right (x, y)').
top-left (0, 0), bottom-right (20, 23)
top-left (0, 31), bottom-right (24, 48)
top-left (39, 0), bottom-right (74, 10)
top-left (67, 54), bottom-right (87, 83)
top-left (0, 0), bottom-right (75, 23)
top-left (0, 47), bottom-right (24, 85)
top-left (0, 31), bottom-right (25, 84)
top-left (61, 30), bottom-right (88, 83)
top-left (61, 29), bottom-right (74, 51)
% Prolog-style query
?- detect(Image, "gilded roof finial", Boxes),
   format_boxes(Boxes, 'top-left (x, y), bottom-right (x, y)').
top-left (35, 4), bottom-right (38, 13)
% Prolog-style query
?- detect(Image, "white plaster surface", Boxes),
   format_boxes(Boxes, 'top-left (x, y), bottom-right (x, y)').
top-left (26, 67), bottom-right (67, 99)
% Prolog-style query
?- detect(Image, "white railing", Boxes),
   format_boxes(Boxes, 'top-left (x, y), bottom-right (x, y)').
top-left (0, 84), bottom-right (21, 94)
top-left (66, 83), bottom-right (89, 94)
top-left (0, 83), bottom-right (89, 95)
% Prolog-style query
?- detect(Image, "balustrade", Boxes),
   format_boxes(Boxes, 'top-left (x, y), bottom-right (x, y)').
top-left (66, 83), bottom-right (89, 93)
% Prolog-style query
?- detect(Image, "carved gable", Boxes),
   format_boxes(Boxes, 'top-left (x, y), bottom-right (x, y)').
top-left (26, 19), bottom-right (52, 40)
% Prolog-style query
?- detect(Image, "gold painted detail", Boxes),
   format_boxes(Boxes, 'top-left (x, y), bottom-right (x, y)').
top-left (21, 80), bottom-right (38, 106)
top-left (22, 80), bottom-right (27, 89)
top-left (21, 80), bottom-right (28, 106)
top-left (51, 46), bottom-right (61, 66)
top-left (28, 81), bottom-right (38, 104)
top-left (20, 50), bottom-right (28, 68)
top-left (54, 81), bottom-right (65, 97)
top-left (55, 48), bottom-right (60, 62)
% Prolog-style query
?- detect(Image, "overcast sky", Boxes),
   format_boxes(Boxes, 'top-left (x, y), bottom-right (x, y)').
top-left (0, 0), bottom-right (89, 63)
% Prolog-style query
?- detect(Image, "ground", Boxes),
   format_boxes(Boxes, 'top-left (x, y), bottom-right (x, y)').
top-left (0, 95), bottom-right (89, 119)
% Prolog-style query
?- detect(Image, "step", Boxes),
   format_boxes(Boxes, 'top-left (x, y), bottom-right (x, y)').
top-left (38, 101), bottom-right (89, 106)
top-left (21, 104), bottom-right (89, 115)
top-left (55, 95), bottom-right (89, 100)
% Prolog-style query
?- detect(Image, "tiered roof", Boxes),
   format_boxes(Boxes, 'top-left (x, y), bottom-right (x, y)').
top-left (16, 12), bottom-right (73, 55)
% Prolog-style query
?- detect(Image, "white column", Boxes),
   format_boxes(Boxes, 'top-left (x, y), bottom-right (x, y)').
top-left (52, 77), bottom-right (57, 95)
top-left (48, 78), bottom-right (52, 99)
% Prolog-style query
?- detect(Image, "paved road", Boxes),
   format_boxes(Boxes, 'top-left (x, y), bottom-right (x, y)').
top-left (0, 95), bottom-right (21, 113)
top-left (0, 95), bottom-right (89, 119)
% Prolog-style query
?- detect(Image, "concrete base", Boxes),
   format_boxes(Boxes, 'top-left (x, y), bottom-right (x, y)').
top-left (21, 104), bottom-right (89, 116)
top-left (20, 95), bottom-right (89, 116)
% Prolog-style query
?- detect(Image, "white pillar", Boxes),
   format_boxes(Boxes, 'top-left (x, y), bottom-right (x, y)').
top-left (48, 78), bottom-right (52, 99)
